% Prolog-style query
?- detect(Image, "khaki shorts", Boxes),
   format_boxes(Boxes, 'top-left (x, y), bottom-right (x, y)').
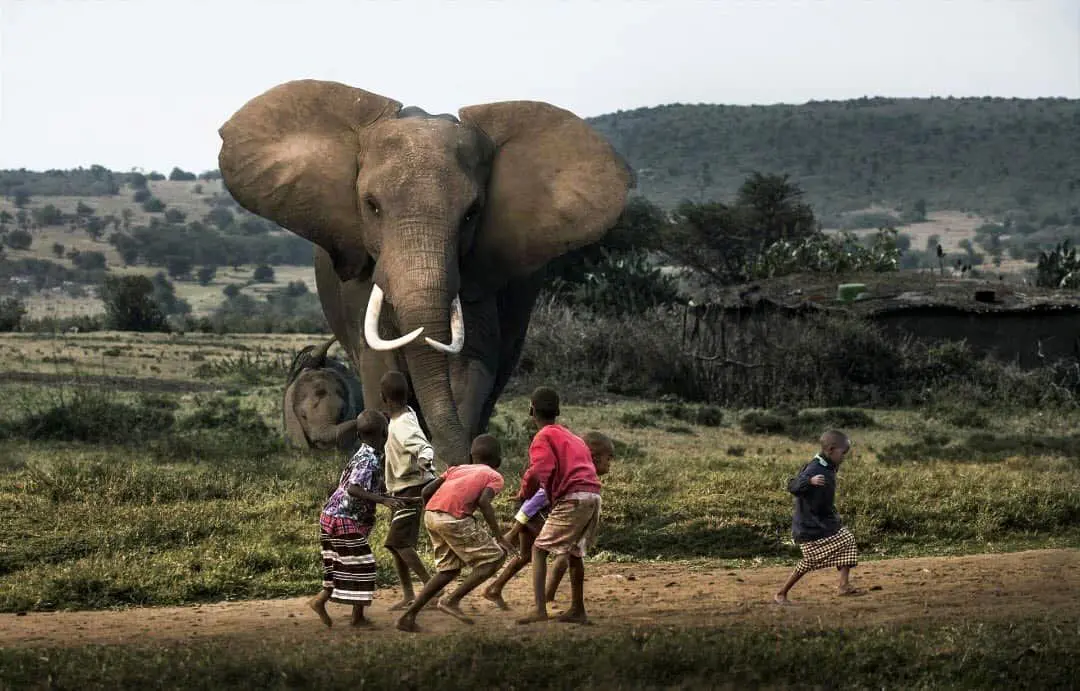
top-left (534, 493), bottom-right (601, 558)
top-left (424, 510), bottom-right (506, 573)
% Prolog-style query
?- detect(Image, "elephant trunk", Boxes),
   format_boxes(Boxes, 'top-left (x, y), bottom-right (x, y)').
top-left (396, 291), bottom-right (470, 468)
top-left (309, 336), bottom-right (336, 367)
top-left (308, 419), bottom-right (359, 451)
top-left (368, 226), bottom-right (469, 467)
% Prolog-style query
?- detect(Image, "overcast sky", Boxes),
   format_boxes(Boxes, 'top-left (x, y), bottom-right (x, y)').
top-left (1, 0), bottom-right (1077, 173)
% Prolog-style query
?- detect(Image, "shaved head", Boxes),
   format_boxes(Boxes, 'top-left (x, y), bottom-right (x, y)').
top-left (820, 429), bottom-right (850, 450)
top-left (357, 409), bottom-right (388, 446)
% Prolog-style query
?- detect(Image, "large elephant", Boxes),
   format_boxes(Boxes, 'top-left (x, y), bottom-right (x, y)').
top-left (283, 336), bottom-right (365, 452)
top-left (218, 79), bottom-right (634, 467)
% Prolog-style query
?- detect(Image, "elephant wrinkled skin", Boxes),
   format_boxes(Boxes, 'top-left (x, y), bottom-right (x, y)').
top-left (219, 79), bottom-right (634, 467)
top-left (283, 337), bottom-right (365, 452)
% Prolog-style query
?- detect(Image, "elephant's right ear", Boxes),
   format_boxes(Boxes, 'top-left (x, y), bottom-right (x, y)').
top-left (218, 80), bottom-right (401, 281)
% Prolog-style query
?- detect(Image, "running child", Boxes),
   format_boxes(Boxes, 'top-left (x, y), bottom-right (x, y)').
top-left (396, 434), bottom-right (516, 632)
top-left (310, 410), bottom-right (408, 627)
top-left (775, 429), bottom-right (861, 604)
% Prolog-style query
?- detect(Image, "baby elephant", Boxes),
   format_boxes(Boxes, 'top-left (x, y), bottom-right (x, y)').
top-left (283, 337), bottom-right (365, 452)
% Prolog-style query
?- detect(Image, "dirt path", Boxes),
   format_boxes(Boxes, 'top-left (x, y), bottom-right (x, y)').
top-left (2, 549), bottom-right (1077, 649)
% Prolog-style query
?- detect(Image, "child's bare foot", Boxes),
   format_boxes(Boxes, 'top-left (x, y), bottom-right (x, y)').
top-left (436, 598), bottom-right (475, 625)
top-left (556, 608), bottom-right (590, 625)
top-left (773, 593), bottom-right (792, 606)
top-left (482, 589), bottom-right (510, 611)
top-left (516, 611), bottom-right (549, 625)
top-left (308, 597), bottom-right (332, 627)
top-left (837, 584), bottom-right (862, 596)
top-left (387, 598), bottom-right (413, 612)
top-left (395, 615), bottom-right (419, 633)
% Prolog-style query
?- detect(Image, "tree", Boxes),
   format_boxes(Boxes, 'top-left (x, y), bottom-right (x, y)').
top-left (166, 255), bottom-right (193, 280)
top-left (129, 172), bottom-right (148, 190)
top-left (223, 284), bottom-right (241, 298)
top-left (5, 229), bottom-right (32, 250)
top-left (76, 201), bottom-right (95, 216)
top-left (164, 208), bottom-right (187, 224)
top-left (73, 250), bottom-right (107, 271)
top-left (0, 298), bottom-right (26, 332)
top-left (141, 197), bottom-right (166, 213)
top-left (13, 187), bottom-right (30, 208)
top-left (197, 265), bottom-right (218, 286)
top-left (662, 172), bottom-right (820, 285)
top-left (85, 216), bottom-right (105, 241)
top-left (169, 167), bottom-right (197, 181)
top-left (253, 264), bottom-right (275, 283)
top-left (52, 242), bottom-right (65, 258)
top-left (101, 275), bottom-right (169, 332)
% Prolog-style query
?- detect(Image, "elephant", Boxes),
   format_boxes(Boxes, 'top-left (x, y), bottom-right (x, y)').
top-left (283, 336), bottom-right (366, 452)
top-left (218, 79), bottom-right (634, 467)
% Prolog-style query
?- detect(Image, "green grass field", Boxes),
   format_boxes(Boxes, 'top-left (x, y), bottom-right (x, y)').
top-left (1, 332), bottom-right (1079, 688)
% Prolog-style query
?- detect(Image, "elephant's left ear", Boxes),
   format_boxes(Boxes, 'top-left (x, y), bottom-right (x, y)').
top-left (458, 101), bottom-right (635, 289)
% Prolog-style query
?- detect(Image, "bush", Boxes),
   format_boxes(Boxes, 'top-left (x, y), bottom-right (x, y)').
top-left (252, 264), bottom-right (275, 283)
top-left (71, 250), bottom-right (106, 271)
top-left (4, 229), bottom-right (31, 250)
top-left (197, 265), bottom-right (217, 286)
top-left (132, 188), bottom-right (151, 203)
top-left (518, 302), bottom-right (1080, 411)
top-left (0, 297), bottom-right (26, 331)
top-left (100, 275), bottom-right (170, 332)
top-left (168, 167), bottom-right (197, 181)
top-left (141, 197), bottom-right (166, 213)
top-left (164, 208), bottom-right (187, 223)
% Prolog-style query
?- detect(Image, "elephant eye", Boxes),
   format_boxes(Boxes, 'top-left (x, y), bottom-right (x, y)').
top-left (365, 195), bottom-right (380, 217)
top-left (461, 200), bottom-right (480, 226)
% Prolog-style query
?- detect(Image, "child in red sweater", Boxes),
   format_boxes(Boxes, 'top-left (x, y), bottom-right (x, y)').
top-left (517, 386), bottom-right (602, 625)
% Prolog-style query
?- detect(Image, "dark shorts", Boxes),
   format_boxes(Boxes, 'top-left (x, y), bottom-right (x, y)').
top-left (384, 484), bottom-right (427, 550)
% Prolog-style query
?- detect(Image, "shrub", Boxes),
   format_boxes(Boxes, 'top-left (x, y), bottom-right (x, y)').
top-left (252, 264), bottom-right (275, 283)
top-left (141, 197), bottom-right (166, 213)
top-left (4, 229), bottom-right (31, 250)
top-left (100, 275), bottom-right (170, 332)
top-left (0, 297), bottom-right (26, 331)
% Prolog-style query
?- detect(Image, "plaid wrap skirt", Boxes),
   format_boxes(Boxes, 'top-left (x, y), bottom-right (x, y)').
top-left (794, 527), bottom-right (858, 575)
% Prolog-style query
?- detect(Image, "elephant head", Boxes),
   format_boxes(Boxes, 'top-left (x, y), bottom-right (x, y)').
top-left (219, 80), bottom-right (633, 465)
top-left (283, 336), bottom-right (363, 451)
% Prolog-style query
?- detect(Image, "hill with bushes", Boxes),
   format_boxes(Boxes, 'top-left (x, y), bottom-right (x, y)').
top-left (587, 96), bottom-right (1080, 223)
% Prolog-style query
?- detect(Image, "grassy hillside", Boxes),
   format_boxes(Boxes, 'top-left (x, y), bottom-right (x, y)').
top-left (588, 96), bottom-right (1080, 220)
top-left (4, 96), bottom-right (1080, 320)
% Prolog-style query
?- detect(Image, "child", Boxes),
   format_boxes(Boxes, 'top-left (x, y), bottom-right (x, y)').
top-left (310, 410), bottom-right (408, 628)
top-left (380, 371), bottom-right (436, 611)
top-left (775, 429), bottom-right (860, 605)
top-left (396, 434), bottom-right (516, 632)
top-left (483, 430), bottom-right (614, 608)
top-left (517, 387), bottom-right (602, 625)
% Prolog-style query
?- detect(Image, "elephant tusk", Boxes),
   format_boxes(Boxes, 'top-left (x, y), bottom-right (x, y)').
top-left (364, 284), bottom-right (424, 351)
top-left (424, 294), bottom-right (465, 354)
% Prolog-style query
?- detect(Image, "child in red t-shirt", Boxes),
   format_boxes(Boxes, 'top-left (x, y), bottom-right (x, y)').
top-left (396, 434), bottom-right (516, 633)
top-left (517, 386), bottom-right (602, 626)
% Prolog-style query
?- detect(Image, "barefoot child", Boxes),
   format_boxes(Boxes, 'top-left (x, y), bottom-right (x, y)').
top-left (485, 430), bottom-right (614, 608)
top-left (396, 434), bottom-right (516, 632)
top-left (775, 429), bottom-right (860, 605)
top-left (517, 387), bottom-right (602, 625)
top-left (381, 371), bottom-right (436, 611)
top-left (310, 410), bottom-right (408, 627)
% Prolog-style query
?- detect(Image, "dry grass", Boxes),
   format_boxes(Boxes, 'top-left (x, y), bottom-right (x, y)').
top-left (0, 331), bottom-right (322, 381)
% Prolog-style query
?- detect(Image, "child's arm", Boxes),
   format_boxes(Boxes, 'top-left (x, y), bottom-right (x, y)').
top-left (787, 465), bottom-right (826, 495)
top-left (346, 484), bottom-right (407, 511)
top-left (519, 436), bottom-right (556, 500)
top-left (421, 477), bottom-right (445, 506)
top-left (514, 488), bottom-right (549, 524)
top-left (476, 488), bottom-right (516, 554)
